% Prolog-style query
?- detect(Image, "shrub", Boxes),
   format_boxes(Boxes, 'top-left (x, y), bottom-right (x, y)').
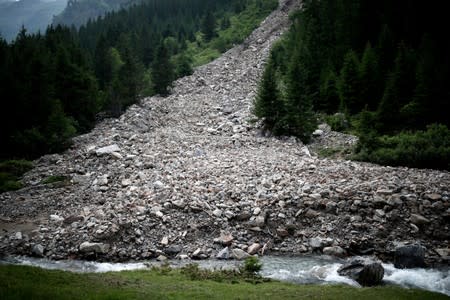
top-left (354, 124), bottom-right (450, 170)
top-left (241, 256), bottom-right (262, 275)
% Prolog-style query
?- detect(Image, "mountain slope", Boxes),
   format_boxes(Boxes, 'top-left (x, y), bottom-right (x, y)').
top-left (0, 0), bottom-right (449, 266)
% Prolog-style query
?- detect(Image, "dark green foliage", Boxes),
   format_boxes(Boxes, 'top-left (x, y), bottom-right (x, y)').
top-left (337, 50), bottom-right (362, 114)
top-left (253, 55), bottom-right (283, 131)
top-left (255, 0), bottom-right (450, 169)
top-left (0, 160), bottom-right (33, 193)
top-left (42, 175), bottom-right (70, 185)
top-left (202, 10), bottom-right (217, 42)
top-left (0, 26), bottom-right (99, 159)
top-left (241, 256), bottom-right (263, 275)
top-left (152, 42), bottom-right (174, 96)
top-left (354, 124), bottom-right (450, 170)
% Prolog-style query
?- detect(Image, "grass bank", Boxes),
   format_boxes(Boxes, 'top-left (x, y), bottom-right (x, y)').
top-left (0, 264), bottom-right (448, 300)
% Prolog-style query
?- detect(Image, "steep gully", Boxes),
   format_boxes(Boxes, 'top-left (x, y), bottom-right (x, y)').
top-left (0, 0), bottom-right (449, 269)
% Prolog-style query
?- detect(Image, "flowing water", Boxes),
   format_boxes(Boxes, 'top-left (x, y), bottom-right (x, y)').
top-left (1, 255), bottom-right (449, 296)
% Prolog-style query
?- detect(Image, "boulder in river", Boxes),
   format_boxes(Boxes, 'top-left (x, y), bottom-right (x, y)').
top-left (394, 244), bottom-right (426, 268)
top-left (338, 258), bottom-right (384, 286)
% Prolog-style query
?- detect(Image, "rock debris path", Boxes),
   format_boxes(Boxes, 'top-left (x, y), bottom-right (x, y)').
top-left (1, 0), bottom-right (449, 265)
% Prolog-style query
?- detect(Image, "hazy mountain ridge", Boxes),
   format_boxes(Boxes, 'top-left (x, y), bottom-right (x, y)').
top-left (52, 0), bottom-right (138, 27)
top-left (0, 0), bottom-right (66, 41)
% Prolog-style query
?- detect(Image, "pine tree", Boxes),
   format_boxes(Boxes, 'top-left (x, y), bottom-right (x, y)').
top-left (337, 50), bottom-right (362, 114)
top-left (284, 46), bottom-right (317, 143)
top-left (253, 55), bottom-right (283, 131)
top-left (202, 10), bottom-right (216, 42)
top-left (359, 42), bottom-right (381, 110)
top-left (151, 42), bottom-right (174, 96)
top-left (377, 43), bottom-right (416, 132)
top-left (319, 68), bottom-right (340, 113)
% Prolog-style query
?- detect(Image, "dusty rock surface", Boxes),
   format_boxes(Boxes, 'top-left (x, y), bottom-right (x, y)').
top-left (1, 0), bottom-right (449, 265)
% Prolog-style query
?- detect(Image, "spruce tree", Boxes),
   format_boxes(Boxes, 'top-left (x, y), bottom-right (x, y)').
top-left (151, 42), bottom-right (174, 96)
top-left (337, 50), bottom-right (362, 114)
top-left (359, 42), bottom-right (381, 110)
top-left (253, 55), bottom-right (283, 131)
top-left (202, 10), bottom-right (216, 42)
top-left (284, 46), bottom-right (317, 143)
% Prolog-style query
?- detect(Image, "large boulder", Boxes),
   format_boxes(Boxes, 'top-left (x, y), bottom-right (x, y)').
top-left (338, 258), bottom-right (384, 286)
top-left (394, 244), bottom-right (426, 268)
top-left (79, 242), bottom-right (109, 254)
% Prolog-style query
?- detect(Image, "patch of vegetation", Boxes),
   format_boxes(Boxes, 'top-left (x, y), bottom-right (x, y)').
top-left (317, 147), bottom-right (346, 158)
top-left (0, 264), bottom-right (448, 300)
top-left (0, 160), bottom-right (33, 193)
top-left (41, 175), bottom-right (70, 185)
top-left (354, 124), bottom-right (450, 170)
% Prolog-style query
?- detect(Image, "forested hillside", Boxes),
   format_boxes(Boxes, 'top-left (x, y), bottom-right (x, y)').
top-left (0, 0), bottom-right (277, 166)
top-left (254, 0), bottom-right (450, 170)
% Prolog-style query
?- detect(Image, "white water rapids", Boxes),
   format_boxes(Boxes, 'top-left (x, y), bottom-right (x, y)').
top-left (1, 255), bottom-right (449, 296)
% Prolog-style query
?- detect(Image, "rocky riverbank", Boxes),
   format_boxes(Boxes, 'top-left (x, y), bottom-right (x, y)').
top-left (1, 0), bottom-right (449, 266)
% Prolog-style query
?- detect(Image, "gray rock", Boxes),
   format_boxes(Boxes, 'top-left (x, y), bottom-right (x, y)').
top-left (309, 237), bottom-right (324, 250)
top-left (165, 245), bottom-right (182, 256)
top-left (32, 244), bottom-right (44, 257)
top-left (96, 144), bottom-right (121, 156)
top-left (79, 242), bottom-right (109, 254)
top-left (247, 243), bottom-right (261, 255)
top-left (217, 233), bottom-right (234, 246)
top-left (410, 214), bottom-right (430, 225)
top-left (323, 246), bottom-right (347, 258)
top-left (216, 247), bottom-right (230, 260)
top-left (394, 244), bottom-right (426, 268)
top-left (338, 258), bottom-right (384, 286)
top-left (232, 248), bottom-right (250, 260)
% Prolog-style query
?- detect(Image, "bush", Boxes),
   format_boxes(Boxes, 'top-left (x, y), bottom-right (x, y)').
top-left (241, 256), bottom-right (262, 275)
top-left (0, 160), bottom-right (33, 193)
top-left (0, 160), bottom-right (33, 176)
top-left (42, 175), bottom-right (69, 185)
top-left (354, 124), bottom-right (450, 170)
top-left (325, 113), bottom-right (349, 132)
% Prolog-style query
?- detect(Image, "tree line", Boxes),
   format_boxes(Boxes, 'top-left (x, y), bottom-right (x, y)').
top-left (254, 0), bottom-right (450, 170)
top-left (0, 0), bottom-right (277, 160)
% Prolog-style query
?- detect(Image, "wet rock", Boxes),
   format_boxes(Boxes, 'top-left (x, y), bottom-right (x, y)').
top-left (394, 244), bottom-right (426, 268)
top-left (338, 258), bottom-right (384, 286)
top-left (79, 242), bottom-right (109, 254)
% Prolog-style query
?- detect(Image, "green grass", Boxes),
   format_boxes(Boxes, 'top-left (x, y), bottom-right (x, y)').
top-left (0, 264), bottom-right (448, 300)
